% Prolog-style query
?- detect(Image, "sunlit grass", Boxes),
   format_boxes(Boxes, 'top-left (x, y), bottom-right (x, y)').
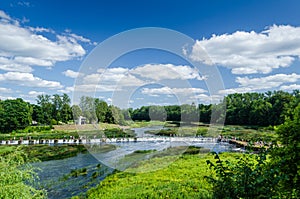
top-left (82, 153), bottom-right (242, 199)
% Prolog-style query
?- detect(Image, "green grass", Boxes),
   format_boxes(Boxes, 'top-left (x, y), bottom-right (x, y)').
top-left (220, 125), bottom-right (278, 142)
top-left (128, 120), bottom-right (166, 128)
top-left (0, 127), bottom-right (135, 141)
top-left (0, 145), bottom-right (15, 155)
top-left (81, 153), bottom-right (241, 199)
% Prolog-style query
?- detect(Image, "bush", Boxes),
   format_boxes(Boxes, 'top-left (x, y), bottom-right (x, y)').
top-left (196, 128), bottom-right (208, 136)
top-left (0, 147), bottom-right (46, 198)
top-left (206, 151), bottom-right (282, 199)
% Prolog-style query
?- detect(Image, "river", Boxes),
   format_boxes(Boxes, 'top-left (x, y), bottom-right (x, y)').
top-left (33, 126), bottom-right (236, 199)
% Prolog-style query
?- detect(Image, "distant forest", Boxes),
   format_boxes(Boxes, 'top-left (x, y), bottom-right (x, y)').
top-left (1, 90), bottom-right (300, 134)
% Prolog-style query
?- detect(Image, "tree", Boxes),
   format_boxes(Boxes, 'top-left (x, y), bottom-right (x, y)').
top-left (272, 103), bottom-right (300, 197)
top-left (71, 105), bottom-right (82, 121)
top-left (110, 105), bottom-right (125, 125)
top-left (0, 98), bottom-right (32, 133)
top-left (60, 103), bottom-right (72, 123)
top-left (36, 94), bottom-right (52, 125)
top-left (79, 96), bottom-right (97, 123)
top-left (52, 94), bottom-right (63, 123)
top-left (149, 106), bottom-right (167, 121)
top-left (95, 99), bottom-right (109, 123)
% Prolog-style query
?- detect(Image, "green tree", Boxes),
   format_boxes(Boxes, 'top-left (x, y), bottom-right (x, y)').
top-left (61, 103), bottom-right (72, 123)
top-left (95, 99), bottom-right (109, 123)
top-left (72, 105), bottom-right (82, 121)
top-left (272, 103), bottom-right (300, 197)
top-left (79, 96), bottom-right (97, 123)
top-left (36, 94), bottom-right (53, 125)
top-left (52, 94), bottom-right (63, 123)
top-left (0, 98), bottom-right (32, 133)
top-left (110, 105), bottom-right (125, 125)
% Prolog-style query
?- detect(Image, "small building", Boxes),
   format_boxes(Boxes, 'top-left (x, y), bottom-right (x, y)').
top-left (76, 116), bottom-right (86, 125)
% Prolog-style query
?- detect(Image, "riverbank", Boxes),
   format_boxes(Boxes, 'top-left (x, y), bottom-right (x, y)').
top-left (76, 152), bottom-right (242, 199)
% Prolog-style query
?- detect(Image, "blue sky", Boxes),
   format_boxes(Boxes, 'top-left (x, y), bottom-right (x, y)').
top-left (1, 0), bottom-right (300, 108)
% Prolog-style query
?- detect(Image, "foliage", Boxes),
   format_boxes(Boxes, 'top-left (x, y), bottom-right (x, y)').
top-left (72, 104), bottom-right (82, 121)
top-left (0, 147), bottom-right (46, 198)
top-left (21, 144), bottom-right (87, 161)
top-left (196, 128), bottom-right (208, 136)
top-left (0, 98), bottom-right (32, 133)
top-left (103, 128), bottom-right (135, 138)
top-left (206, 101), bottom-right (300, 199)
top-left (206, 151), bottom-right (281, 199)
top-left (270, 103), bottom-right (300, 197)
top-left (2, 90), bottom-right (300, 134)
top-left (129, 90), bottom-right (300, 127)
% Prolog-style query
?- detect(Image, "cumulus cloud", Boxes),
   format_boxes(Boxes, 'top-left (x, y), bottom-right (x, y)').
top-left (191, 93), bottom-right (223, 104)
top-left (131, 64), bottom-right (206, 81)
top-left (219, 73), bottom-right (300, 94)
top-left (0, 72), bottom-right (63, 89)
top-left (0, 10), bottom-right (90, 72)
top-left (28, 90), bottom-right (45, 97)
top-left (0, 87), bottom-right (12, 93)
top-left (190, 25), bottom-right (300, 74)
top-left (81, 67), bottom-right (144, 90)
top-left (236, 73), bottom-right (300, 90)
top-left (77, 63), bottom-right (206, 93)
top-left (58, 86), bottom-right (74, 94)
top-left (0, 10), bottom-right (12, 22)
top-left (280, 84), bottom-right (300, 91)
top-left (62, 69), bottom-right (82, 78)
top-left (142, 87), bottom-right (207, 96)
top-left (141, 86), bottom-right (211, 104)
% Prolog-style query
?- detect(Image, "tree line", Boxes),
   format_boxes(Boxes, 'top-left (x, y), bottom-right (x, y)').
top-left (130, 90), bottom-right (300, 126)
top-left (1, 90), bottom-right (300, 133)
top-left (0, 94), bottom-right (125, 134)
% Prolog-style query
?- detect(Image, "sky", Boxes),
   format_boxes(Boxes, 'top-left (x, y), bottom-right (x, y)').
top-left (1, 0), bottom-right (300, 108)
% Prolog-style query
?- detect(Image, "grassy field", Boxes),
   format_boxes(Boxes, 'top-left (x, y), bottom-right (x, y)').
top-left (75, 152), bottom-right (241, 199)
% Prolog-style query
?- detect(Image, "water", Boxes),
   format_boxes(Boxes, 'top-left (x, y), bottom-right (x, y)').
top-left (33, 126), bottom-right (236, 199)
top-left (33, 153), bottom-right (113, 199)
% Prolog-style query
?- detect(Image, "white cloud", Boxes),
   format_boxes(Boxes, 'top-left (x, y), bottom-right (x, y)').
top-left (83, 67), bottom-right (145, 89)
top-left (0, 87), bottom-right (12, 93)
top-left (190, 25), bottom-right (300, 74)
top-left (142, 87), bottom-right (207, 96)
top-left (130, 64), bottom-right (206, 81)
top-left (219, 73), bottom-right (300, 95)
top-left (69, 33), bottom-right (93, 44)
top-left (72, 84), bottom-right (119, 93)
top-left (58, 86), bottom-right (74, 94)
top-left (218, 87), bottom-right (253, 95)
top-left (0, 72), bottom-right (63, 89)
top-left (62, 69), bottom-right (82, 78)
top-left (236, 73), bottom-right (300, 90)
top-left (78, 64), bottom-right (206, 95)
top-left (29, 27), bottom-right (54, 33)
top-left (191, 93), bottom-right (223, 104)
top-left (28, 90), bottom-right (45, 97)
top-left (280, 84), bottom-right (300, 91)
top-left (0, 10), bottom-right (90, 72)
top-left (0, 10), bottom-right (12, 21)
top-left (142, 86), bottom-right (210, 104)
